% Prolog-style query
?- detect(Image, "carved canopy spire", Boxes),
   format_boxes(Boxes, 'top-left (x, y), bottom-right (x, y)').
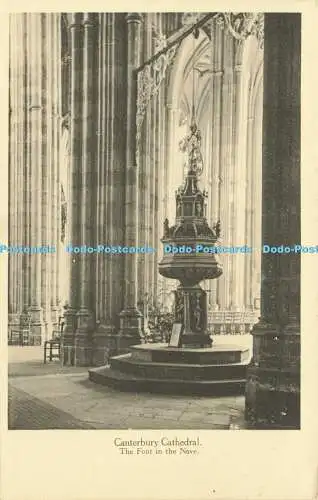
top-left (179, 115), bottom-right (204, 177)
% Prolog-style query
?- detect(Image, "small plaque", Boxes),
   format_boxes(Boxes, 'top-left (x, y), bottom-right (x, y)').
top-left (169, 323), bottom-right (183, 347)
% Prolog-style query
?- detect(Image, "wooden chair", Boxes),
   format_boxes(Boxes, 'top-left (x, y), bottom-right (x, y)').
top-left (8, 328), bottom-right (21, 345)
top-left (44, 339), bottom-right (61, 363)
top-left (44, 316), bottom-right (63, 363)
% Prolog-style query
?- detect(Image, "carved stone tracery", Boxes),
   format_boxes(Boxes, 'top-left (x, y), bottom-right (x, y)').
top-left (210, 12), bottom-right (264, 47)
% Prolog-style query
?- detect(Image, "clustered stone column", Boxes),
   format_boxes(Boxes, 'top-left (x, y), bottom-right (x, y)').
top-left (47, 14), bottom-right (61, 331)
top-left (8, 13), bottom-right (23, 333)
top-left (204, 20), bottom-right (222, 312)
top-left (93, 13), bottom-right (126, 365)
top-left (62, 13), bottom-right (98, 366)
top-left (62, 13), bottom-right (143, 365)
top-left (245, 13), bottom-right (301, 428)
top-left (75, 13), bottom-right (96, 364)
top-left (136, 16), bottom-right (152, 314)
top-left (8, 13), bottom-right (61, 345)
top-left (117, 13), bottom-right (144, 350)
top-left (216, 29), bottom-right (234, 320)
top-left (231, 54), bottom-right (247, 315)
top-left (244, 77), bottom-right (263, 313)
top-left (61, 13), bottom-right (84, 364)
top-left (28, 13), bottom-right (44, 342)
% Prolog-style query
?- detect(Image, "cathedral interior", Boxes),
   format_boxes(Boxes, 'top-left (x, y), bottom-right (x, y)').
top-left (8, 12), bottom-right (300, 428)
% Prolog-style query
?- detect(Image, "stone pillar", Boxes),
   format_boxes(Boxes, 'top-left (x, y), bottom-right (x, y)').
top-left (118, 13), bottom-right (143, 350)
top-left (51, 13), bottom-right (62, 331)
top-left (151, 14), bottom-right (162, 308)
top-left (137, 15), bottom-right (151, 307)
top-left (74, 12), bottom-right (96, 366)
top-left (27, 13), bottom-right (44, 345)
top-left (157, 102), bottom-right (173, 305)
top-left (231, 58), bottom-right (247, 319)
top-left (249, 83), bottom-right (263, 316)
top-left (148, 65), bottom-right (157, 309)
top-left (9, 14), bottom-right (61, 344)
top-left (93, 14), bottom-right (128, 365)
top-left (244, 115), bottom-right (255, 311)
top-left (208, 21), bottom-right (223, 316)
top-left (41, 14), bottom-right (53, 340)
top-left (17, 15), bottom-right (24, 317)
top-left (153, 76), bottom-right (162, 312)
top-left (21, 14), bottom-right (32, 326)
top-left (94, 13), bottom-right (112, 363)
top-left (94, 13), bottom-right (119, 364)
top-left (217, 31), bottom-right (234, 320)
top-left (43, 14), bottom-right (53, 339)
top-left (61, 13), bottom-right (83, 364)
top-left (245, 13), bottom-right (301, 429)
top-left (8, 14), bottom-right (22, 335)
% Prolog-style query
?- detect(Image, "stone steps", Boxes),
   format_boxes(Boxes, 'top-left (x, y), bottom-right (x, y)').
top-left (129, 343), bottom-right (249, 365)
top-left (111, 354), bottom-right (248, 381)
top-left (88, 366), bottom-right (246, 396)
top-left (88, 343), bottom-right (250, 396)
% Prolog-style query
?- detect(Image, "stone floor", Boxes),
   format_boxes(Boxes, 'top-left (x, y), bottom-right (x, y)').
top-left (8, 345), bottom-right (247, 430)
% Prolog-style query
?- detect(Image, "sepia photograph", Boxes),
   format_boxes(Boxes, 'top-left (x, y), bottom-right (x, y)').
top-left (7, 11), bottom-right (301, 432)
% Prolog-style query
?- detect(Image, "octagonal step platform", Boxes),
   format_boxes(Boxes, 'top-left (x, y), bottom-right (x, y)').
top-left (88, 343), bottom-right (250, 396)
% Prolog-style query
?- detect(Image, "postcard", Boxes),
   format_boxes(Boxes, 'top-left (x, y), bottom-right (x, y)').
top-left (1, 1), bottom-right (318, 499)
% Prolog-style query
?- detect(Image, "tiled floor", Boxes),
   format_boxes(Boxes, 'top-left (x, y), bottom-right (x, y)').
top-left (8, 345), bottom-right (247, 430)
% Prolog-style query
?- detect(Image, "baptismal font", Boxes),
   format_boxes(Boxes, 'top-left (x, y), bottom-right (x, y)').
top-left (159, 115), bottom-right (222, 348)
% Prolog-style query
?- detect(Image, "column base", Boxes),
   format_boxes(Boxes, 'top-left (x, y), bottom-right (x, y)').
top-left (27, 307), bottom-right (45, 345)
top-left (74, 342), bottom-right (93, 366)
top-left (60, 308), bottom-right (77, 366)
top-left (50, 305), bottom-right (60, 331)
top-left (245, 367), bottom-right (300, 429)
top-left (41, 306), bottom-right (53, 342)
top-left (92, 323), bottom-right (117, 366)
top-left (116, 334), bottom-right (143, 355)
top-left (245, 321), bottom-right (300, 429)
top-left (118, 307), bottom-right (143, 354)
top-left (74, 308), bottom-right (94, 366)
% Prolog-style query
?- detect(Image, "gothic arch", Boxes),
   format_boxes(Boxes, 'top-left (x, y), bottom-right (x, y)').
top-left (166, 29), bottom-right (209, 109)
